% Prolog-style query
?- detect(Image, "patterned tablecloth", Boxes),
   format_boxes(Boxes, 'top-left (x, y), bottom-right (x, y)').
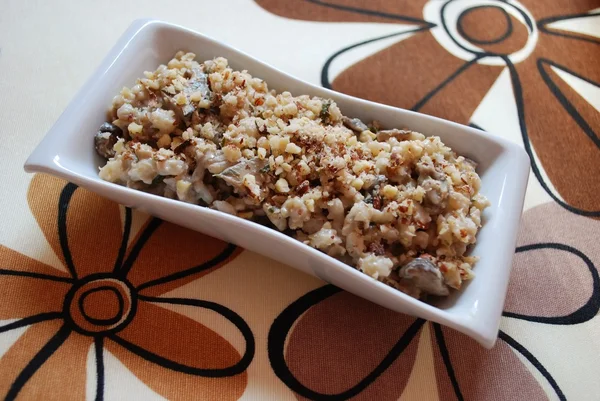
top-left (1, 1), bottom-right (599, 400)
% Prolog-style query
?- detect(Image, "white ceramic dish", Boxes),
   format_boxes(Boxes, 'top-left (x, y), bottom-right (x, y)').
top-left (24, 19), bottom-right (529, 348)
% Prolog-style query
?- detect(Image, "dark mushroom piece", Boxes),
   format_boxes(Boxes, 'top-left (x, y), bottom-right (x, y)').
top-left (376, 129), bottom-right (412, 142)
top-left (398, 257), bottom-right (449, 296)
top-left (215, 158), bottom-right (268, 190)
top-left (94, 122), bottom-right (123, 159)
top-left (162, 67), bottom-right (212, 123)
top-left (342, 116), bottom-right (369, 133)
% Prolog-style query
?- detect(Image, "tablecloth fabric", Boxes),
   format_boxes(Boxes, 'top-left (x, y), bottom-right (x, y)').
top-left (0, 0), bottom-right (599, 400)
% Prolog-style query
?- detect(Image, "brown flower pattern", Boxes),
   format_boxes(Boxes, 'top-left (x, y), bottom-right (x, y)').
top-left (0, 174), bottom-right (253, 400)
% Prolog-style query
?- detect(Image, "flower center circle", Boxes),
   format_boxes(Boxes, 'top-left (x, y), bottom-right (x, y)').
top-left (424, 0), bottom-right (538, 66)
top-left (64, 275), bottom-right (136, 335)
top-left (457, 6), bottom-right (512, 46)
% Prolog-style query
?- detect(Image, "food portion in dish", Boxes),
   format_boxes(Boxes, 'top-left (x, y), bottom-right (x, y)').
top-left (95, 51), bottom-right (490, 300)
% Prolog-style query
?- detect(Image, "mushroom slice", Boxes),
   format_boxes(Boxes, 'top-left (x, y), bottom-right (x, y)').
top-left (162, 66), bottom-right (212, 123)
top-left (215, 157), bottom-right (268, 189)
top-left (94, 122), bottom-right (123, 159)
top-left (399, 257), bottom-right (449, 296)
top-left (342, 116), bottom-right (369, 133)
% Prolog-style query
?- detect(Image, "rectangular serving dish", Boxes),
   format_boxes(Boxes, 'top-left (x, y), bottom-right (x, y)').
top-left (24, 19), bottom-right (529, 348)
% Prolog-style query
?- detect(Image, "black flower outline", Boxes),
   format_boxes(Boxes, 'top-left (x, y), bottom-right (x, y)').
top-left (0, 182), bottom-right (255, 401)
top-left (268, 240), bottom-right (599, 400)
top-left (538, 11), bottom-right (600, 45)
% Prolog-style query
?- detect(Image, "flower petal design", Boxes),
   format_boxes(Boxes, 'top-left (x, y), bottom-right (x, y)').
top-left (0, 246), bottom-right (71, 320)
top-left (535, 32), bottom-right (600, 85)
top-left (255, 0), bottom-right (432, 25)
top-left (268, 285), bottom-right (423, 400)
top-left (9, 328), bottom-right (90, 401)
top-left (536, 57), bottom-right (600, 151)
top-left (432, 324), bottom-right (551, 401)
top-left (510, 39), bottom-right (599, 214)
top-left (28, 174), bottom-right (126, 279)
top-left (0, 245), bottom-right (71, 282)
top-left (106, 296), bottom-right (250, 400)
top-left (121, 218), bottom-right (242, 296)
top-left (331, 32), bottom-right (503, 124)
top-left (504, 202), bottom-right (600, 323)
top-left (506, 244), bottom-right (599, 323)
top-left (0, 320), bottom-right (89, 400)
top-left (537, 11), bottom-right (600, 45)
